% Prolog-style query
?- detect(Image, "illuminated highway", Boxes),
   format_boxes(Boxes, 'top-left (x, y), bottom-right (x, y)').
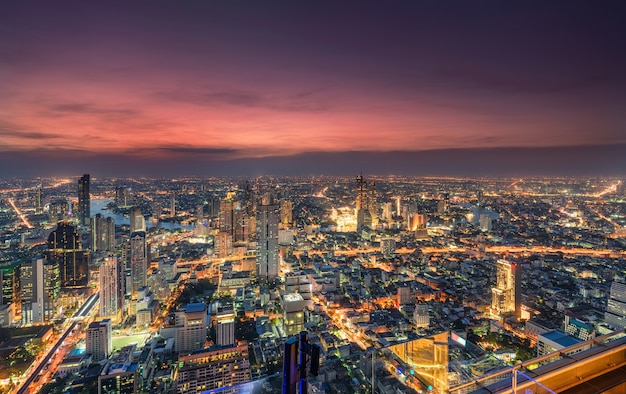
top-left (14, 293), bottom-right (99, 394)
top-left (7, 198), bottom-right (34, 229)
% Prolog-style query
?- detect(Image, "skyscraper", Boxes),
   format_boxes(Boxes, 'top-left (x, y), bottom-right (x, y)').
top-left (21, 256), bottom-right (59, 324)
top-left (86, 319), bottom-right (112, 362)
top-left (129, 231), bottom-right (147, 300)
top-left (175, 303), bottom-right (207, 353)
top-left (256, 194), bottom-right (279, 282)
top-left (605, 280), bottom-right (626, 329)
top-left (0, 261), bottom-right (20, 309)
top-left (48, 221), bottom-right (90, 288)
top-left (35, 185), bottom-right (43, 213)
top-left (129, 207), bottom-right (145, 233)
top-left (100, 257), bottom-right (124, 323)
top-left (215, 310), bottom-right (235, 347)
top-left (280, 199), bottom-right (293, 227)
top-left (491, 259), bottom-right (521, 320)
top-left (77, 174), bottom-right (90, 226)
top-left (91, 214), bottom-right (115, 251)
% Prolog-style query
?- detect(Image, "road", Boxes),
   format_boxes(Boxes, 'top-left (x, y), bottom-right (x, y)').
top-left (14, 293), bottom-right (99, 394)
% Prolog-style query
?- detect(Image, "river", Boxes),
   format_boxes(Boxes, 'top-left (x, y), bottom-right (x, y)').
top-left (90, 199), bottom-right (193, 230)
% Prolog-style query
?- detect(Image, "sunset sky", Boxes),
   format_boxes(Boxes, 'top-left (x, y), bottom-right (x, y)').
top-left (2, 1), bottom-right (626, 177)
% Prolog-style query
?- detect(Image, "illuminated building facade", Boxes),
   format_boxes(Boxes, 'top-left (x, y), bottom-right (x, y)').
top-left (176, 341), bottom-right (251, 394)
top-left (21, 256), bottom-right (59, 324)
top-left (100, 257), bottom-right (124, 323)
top-left (86, 319), bottom-right (112, 362)
top-left (491, 259), bottom-right (521, 319)
top-left (215, 310), bottom-right (235, 347)
top-left (77, 174), bottom-right (90, 226)
top-left (48, 221), bottom-right (90, 288)
top-left (0, 261), bottom-right (20, 309)
top-left (175, 303), bottom-right (207, 353)
top-left (280, 199), bottom-right (293, 227)
top-left (256, 194), bottom-right (279, 282)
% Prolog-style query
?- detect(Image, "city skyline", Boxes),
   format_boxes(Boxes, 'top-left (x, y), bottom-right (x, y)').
top-left (2, 1), bottom-right (626, 177)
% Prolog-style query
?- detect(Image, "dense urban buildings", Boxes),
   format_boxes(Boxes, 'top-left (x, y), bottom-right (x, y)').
top-left (1, 175), bottom-right (626, 393)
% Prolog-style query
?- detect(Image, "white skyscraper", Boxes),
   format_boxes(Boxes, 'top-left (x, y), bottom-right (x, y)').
top-left (86, 319), bottom-right (112, 362)
top-left (215, 310), bottom-right (235, 347)
top-left (21, 257), bottom-right (58, 324)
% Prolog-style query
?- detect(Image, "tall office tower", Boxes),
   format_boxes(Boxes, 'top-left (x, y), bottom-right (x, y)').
top-left (48, 221), bottom-right (90, 288)
top-left (256, 194), bottom-right (279, 282)
top-left (35, 185), bottom-right (43, 213)
top-left (175, 303), bottom-right (207, 353)
top-left (491, 259), bottom-right (522, 320)
top-left (196, 205), bottom-right (204, 222)
top-left (233, 208), bottom-right (249, 242)
top-left (114, 186), bottom-right (128, 207)
top-left (605, 280), bottom-right (626, 329)
top-left (215, 310), bottom-right (235, 347)
top-left (215, 231), bottom-right (233, 258)
top-left (355, 174), bottom-right (367, 232)
top-left (21, 257), bottom-right (59, 324)
top-left (382, 202), bottom-right (393, 221)
top-left (170, 192), bottom-right (176, 217)
top-left (280, 199), bottom-right (293, 227)
top-left (219, 192), bottom-right (238, 235)
top-left (91, 214), bottom-right (115, 251)
top-left (86, 319), bottom-right (112, 362)
top-left (77, 174), bottom-right (90, 226)
top-left (129, 207), bottom-right (145, 233)
top-left (100, 257), bottom-right (124, 323)
top-left (177, 341), bottom-right (251, 393)
top-left (0, 261), bottom-right (19, 306)
top-left (129, 231), bottom-right (147, 300)
top-left (367, 180), bottom-right (378, 225)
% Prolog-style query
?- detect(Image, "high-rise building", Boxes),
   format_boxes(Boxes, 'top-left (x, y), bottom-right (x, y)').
top-left (355, 174), bottom-right (377, 231)
top-left (215, 310), bottom-right (235, 347)
top-left (86, 319), bottom-right (112, 362)
top-left (99, 257), bottom-right (124, 323)
top-left (21, 256), bottom-right (59, 324)
top-left (176, 341), bottom-right (251, 393)
top-left (605, 280), bottom-right (626, 329)
top-left (91, 214), bottom-right (115, 251)
top-left (48, 221), bottom-right (90, 288)
top-left (382, 202), bottom-right (393, 222)
top-left (491, 259), bottom-right (521, 320)
top-left (356, 174), bottom-right (367, 232)
top-left (129, 231), bottom-right (147, 300)
top-left (175, 303), bottom-right (207, 353)
top-left (35, 185), bottom-right (43, 213)
top-left (129, 207), bottom-right (145, 233)
top-left (77, 174), bottom-right (90, 226)
top-left (115, 186), bottom-right (129, 207)
top-left (256, 194), bottom-right (279, 282)
top-left (0, 261), bottom-right (20, 309)
top-left (280, 199), bottom-right (293, 227)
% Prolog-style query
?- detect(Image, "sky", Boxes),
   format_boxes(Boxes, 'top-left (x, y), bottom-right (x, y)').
top-left (1, 1), bottom-right (626, 177)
